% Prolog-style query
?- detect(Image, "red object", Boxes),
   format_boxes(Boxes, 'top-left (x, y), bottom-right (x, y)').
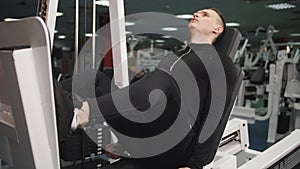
top-left (103, 48), bottom-right (113, 68)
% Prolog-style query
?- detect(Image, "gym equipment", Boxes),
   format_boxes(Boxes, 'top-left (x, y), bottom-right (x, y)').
top-left (205, 119), bottom-right (300, 169)
top-left (0, 17), bottom-right (59, 169)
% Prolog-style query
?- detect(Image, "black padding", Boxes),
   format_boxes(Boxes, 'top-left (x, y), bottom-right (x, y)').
top-left (214, 28), bottom-right (242, 60)
top-left (198, 28), bottom-right (244, 165)
top-left (60, 77), bottom-right (72, 93)
top-left (250, 66), bottom-right (265, 85)
top-left (199, 65), bottom-right (244, 166)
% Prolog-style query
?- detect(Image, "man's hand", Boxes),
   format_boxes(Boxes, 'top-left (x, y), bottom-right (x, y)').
top-left (105, 143), bottom-right (125, 159)
top-left (77, 101), bottom-right (90, 126)
top-left (178, 167), bottom-right (191, 169)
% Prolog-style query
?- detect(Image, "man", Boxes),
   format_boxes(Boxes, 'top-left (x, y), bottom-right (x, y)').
top-left (72, 8), bottom-right (235, 169)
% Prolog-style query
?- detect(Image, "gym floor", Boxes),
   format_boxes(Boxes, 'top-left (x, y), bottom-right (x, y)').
top-left (248, 120), bottom-right (274, 151)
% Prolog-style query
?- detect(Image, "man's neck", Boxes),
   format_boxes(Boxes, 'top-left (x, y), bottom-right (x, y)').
top-left (189, 38), bottom-right (212, 44)
top-left (189, 30), bottom-right (212, 44)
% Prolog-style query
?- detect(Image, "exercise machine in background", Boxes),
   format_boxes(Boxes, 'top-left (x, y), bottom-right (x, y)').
top-left (231, 24), bottom-right (300, 143)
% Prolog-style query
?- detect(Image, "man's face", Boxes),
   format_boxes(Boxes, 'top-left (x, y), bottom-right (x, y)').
top-left (188, 9), bottom-right (222, 36)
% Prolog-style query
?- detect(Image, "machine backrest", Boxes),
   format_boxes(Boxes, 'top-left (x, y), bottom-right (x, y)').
top-left (203, 69), bottom-right (244, 164)
top-left (198, 28), bottom-right (244, 165)
top-left (0, 17), bottom-right (59, 169)
top-left (214, 28), bottom-right (242, 60)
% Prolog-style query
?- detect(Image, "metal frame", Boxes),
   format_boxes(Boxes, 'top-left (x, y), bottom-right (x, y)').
top-left (244, 25), bottom-right (277, 69)
top-left (239, 129), bottom-right (300, 169)
top-left (204, 119), bottom-right (261, 169)
top-left (109, 0), bottom-right (129, 88)
top-left (265, 50), bottom-right (293, 142)
top-left (40, 0), bottom-right (59, 49)
top-left (232, 50), bottom-right (295, 143)
top-left (0, 17), bottom-right (59, 169)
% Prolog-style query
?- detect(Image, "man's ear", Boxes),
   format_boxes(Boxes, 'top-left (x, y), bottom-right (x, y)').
top-left (212, 25), bottom-right (224, 35)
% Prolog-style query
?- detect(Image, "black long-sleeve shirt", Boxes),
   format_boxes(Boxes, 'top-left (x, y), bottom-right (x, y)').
top-left (87, 43), bottom-right (239, 169)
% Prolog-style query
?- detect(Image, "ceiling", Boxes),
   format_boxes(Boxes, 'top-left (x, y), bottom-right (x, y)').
top-left (1, 0), bottom-right (300, 51)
